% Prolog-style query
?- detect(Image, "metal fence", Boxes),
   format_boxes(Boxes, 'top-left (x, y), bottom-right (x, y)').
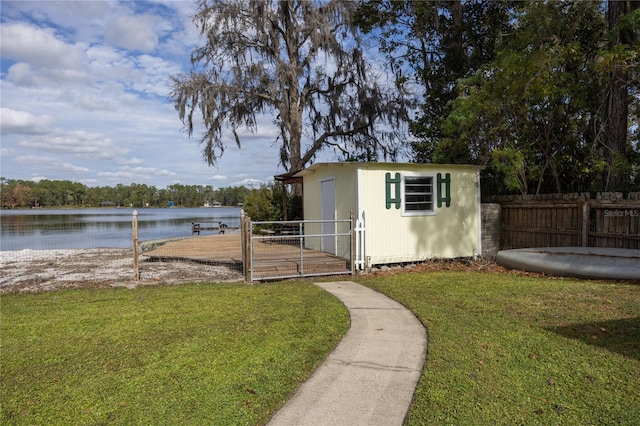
top-left (246, 219), bottom-right (355, 281)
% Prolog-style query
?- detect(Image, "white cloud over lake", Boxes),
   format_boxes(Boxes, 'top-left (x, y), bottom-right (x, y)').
top-left (0, 0), bottom-right (297, 189)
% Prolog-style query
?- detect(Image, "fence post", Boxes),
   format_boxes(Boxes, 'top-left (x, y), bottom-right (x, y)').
top-left (579, 197), bottom-right (589, 247)
top-left (351, 210), bottom-right (356, 275)
top-left (241, 210), bottom-right (246, 281)
top-left (132, 210), bottom-right (139, 281)
top-left (298, 221), bottom-right (304, 276)
top-left (241, 210), bottom-right (251, 282)
top-left (241, 209), bottom-right (245, 277)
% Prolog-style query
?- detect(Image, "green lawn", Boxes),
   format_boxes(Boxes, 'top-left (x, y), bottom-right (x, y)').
top-left (1, 282), bottom-right (349, 425)
top-left (357, 272), bottom-right (640, 425)
top-left (2, 272), bottom-right (639, 425)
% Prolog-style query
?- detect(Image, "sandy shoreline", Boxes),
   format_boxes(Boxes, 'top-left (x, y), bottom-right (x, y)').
top-left (1, 248), bottom-right (243, 293)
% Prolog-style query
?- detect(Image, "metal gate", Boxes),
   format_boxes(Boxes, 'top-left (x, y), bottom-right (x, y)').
top-left (247, 219), bottom-right (354, 281)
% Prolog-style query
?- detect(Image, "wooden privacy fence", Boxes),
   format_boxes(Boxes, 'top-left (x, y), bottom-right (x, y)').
top-left (486, 193), bottom-right (640, 250)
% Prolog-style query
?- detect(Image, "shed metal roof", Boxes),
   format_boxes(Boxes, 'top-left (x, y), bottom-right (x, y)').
top-left (293, 162), bottom-right (484, 177)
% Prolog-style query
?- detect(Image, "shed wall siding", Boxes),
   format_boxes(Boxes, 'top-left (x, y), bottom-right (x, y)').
top-left (302, 165), bottom-right (357, 255)
top-left (359, 167), bottom-right (480, 264)
top-left (299, 163), bottom-right (480, 264)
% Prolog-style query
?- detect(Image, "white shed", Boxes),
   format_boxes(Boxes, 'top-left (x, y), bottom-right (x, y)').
top-left (294, 162), bottom-right (483, 268)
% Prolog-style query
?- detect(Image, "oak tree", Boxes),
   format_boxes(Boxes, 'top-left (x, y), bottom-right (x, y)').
top-left (171, 0), bottom-right (410, 175)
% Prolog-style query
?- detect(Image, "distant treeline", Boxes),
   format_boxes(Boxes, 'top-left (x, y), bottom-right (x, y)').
top-left (0, 177), bottom-right (251, 209)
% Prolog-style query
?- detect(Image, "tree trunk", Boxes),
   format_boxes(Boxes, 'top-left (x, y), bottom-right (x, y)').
top-left (451, 0), bottom-right (464, 73)
top-left (604, 0), bottom-right (632, 189)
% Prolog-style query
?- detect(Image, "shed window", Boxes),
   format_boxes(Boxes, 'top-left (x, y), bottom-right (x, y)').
top-left (402, 175), bottom-right (436, 216)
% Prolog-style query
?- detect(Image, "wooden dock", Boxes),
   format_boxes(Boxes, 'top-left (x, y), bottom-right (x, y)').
top-left (143, 233), bottom-right (350, 280)
top-left (143, 233), bottom-right (244, 265)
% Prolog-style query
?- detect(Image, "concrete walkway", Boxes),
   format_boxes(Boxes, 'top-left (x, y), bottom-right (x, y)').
top-left (267, 281), bottom-right (427, 426)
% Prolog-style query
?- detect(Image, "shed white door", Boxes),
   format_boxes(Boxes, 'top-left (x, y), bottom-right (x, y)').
top-left (320, 178), bottom-right (336, 255)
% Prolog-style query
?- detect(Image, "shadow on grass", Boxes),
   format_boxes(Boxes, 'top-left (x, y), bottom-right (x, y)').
top-left (548, 317), bottom-right (640, 360)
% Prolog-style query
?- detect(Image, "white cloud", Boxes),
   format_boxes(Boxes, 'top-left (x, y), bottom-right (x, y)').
top-left (0, 22), bottom-right (85, 69)
top-left (0, 22), bottom-right (90, 87)
top-left (105, 14), bottom-right (159, 52)
top-left (233, 177), bottom-right (264, 187)
top-left (121, 157), bottom-right (145, 165)
top-left (18, 130), bottom-right (130, 161)
top-left (86, 45), bottom-right (122, 64)
top-left (1, 108), bottom-right (55, 135)
top-left (97, 166), bottom-right (177, 184)
top-left (1, 1), bottom-right (113, 43)
top-left (6, 62), bottom-right (86, 87)
top-left (14, 155), bottom-right (90, 173)
top-left (75, 94), bottom-right (112, 112)
top-left (0, 1), bottom-right (289, 189)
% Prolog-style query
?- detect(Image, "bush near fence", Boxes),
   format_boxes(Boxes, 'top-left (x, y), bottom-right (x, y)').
top-left (484, 192), bottom-right (640, 251)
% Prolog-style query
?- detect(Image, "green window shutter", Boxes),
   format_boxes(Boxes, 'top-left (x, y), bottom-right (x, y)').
top-left (437, 173), bottom-right (451, 208)
top-left (385, 172), bottom-right (401, 209)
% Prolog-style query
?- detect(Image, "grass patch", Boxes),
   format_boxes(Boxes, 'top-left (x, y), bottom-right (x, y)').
top-left (1, 282), bottom-right (348, 425)
top-left (357, 272), bottom-right (640, 425)
top-left (4, 272), bottom-right (639, 425)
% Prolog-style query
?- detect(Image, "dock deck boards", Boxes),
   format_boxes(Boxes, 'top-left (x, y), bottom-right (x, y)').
top-left (143, 233), bottom-right (350, 280)
top-left (144, 233), bottom-right (244, 264)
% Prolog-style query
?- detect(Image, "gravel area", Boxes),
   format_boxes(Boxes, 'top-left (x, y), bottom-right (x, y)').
top-left (0, 248), bottom-right (243, 294)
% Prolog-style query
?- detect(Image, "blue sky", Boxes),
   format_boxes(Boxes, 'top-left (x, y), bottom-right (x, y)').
top-left (0, 0), bottom-right (324, 189)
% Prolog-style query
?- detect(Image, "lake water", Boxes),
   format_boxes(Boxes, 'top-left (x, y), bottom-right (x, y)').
top-left (0, 207), bottom-right (242, 251)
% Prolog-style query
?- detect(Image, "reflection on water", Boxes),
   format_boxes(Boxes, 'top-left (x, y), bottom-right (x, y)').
top-left (0, 208), bottom-right (241, 251)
